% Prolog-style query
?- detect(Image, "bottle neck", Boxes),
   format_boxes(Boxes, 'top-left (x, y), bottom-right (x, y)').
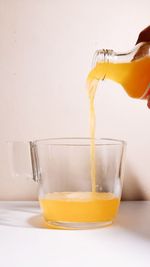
top-left (92, 42), bottom-right (149, 67)
top-left (92, 49), bottom-right (113, 68)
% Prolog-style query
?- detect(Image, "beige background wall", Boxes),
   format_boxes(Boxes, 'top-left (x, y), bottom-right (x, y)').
top-left (0, 0), bottom-right (150, 200)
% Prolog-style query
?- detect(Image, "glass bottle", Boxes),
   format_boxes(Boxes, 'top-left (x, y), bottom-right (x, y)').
top-left (87, 42), bottom-right (150, 100)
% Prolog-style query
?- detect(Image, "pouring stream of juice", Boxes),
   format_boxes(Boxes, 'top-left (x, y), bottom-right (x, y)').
top-left (87, 55), bottom-right (150, 192)
top-left (88, 80), bottom-right (98, 192)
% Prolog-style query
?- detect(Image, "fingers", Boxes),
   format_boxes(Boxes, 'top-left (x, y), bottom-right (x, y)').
top-left (136, 25), bottom-right (150, 44)
top-left (147, 97), bottom-right (150, 109)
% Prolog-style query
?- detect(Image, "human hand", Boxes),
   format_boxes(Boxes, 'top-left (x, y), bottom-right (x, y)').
top-left (136, 26), bottom-right (150, 44)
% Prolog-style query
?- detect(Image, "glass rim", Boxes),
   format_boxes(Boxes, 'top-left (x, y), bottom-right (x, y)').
top-left (34, 137), bottom-right (126, 147)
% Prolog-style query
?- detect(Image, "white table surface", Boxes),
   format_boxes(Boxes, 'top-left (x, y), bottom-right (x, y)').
top-left (0, 201), bottom-right (150, 267)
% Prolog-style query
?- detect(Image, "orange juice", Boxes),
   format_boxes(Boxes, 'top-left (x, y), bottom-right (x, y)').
top-left (40, 192), bottom-right (120, 223)
top-left (87, 56), bottom-right (150, 194)
top-left (88, 80), bottom-right (98, 192)
top-left (87, 56), bottom-right (150, 99)
top-left (40, 50), bottom-right (149, 226)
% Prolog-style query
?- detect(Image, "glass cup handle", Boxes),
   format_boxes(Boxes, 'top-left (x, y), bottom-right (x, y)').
top-left (7, 141), bottom-right (39, 182)
top-left (29, 141), bottom-right (39, 182)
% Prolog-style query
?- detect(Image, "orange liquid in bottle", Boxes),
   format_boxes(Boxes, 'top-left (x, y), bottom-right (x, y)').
top-left (87, 56), bottom-right (150, 99)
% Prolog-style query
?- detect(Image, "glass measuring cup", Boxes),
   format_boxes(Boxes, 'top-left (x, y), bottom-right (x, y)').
top-left (9, 138), bottom-right (126, 229)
